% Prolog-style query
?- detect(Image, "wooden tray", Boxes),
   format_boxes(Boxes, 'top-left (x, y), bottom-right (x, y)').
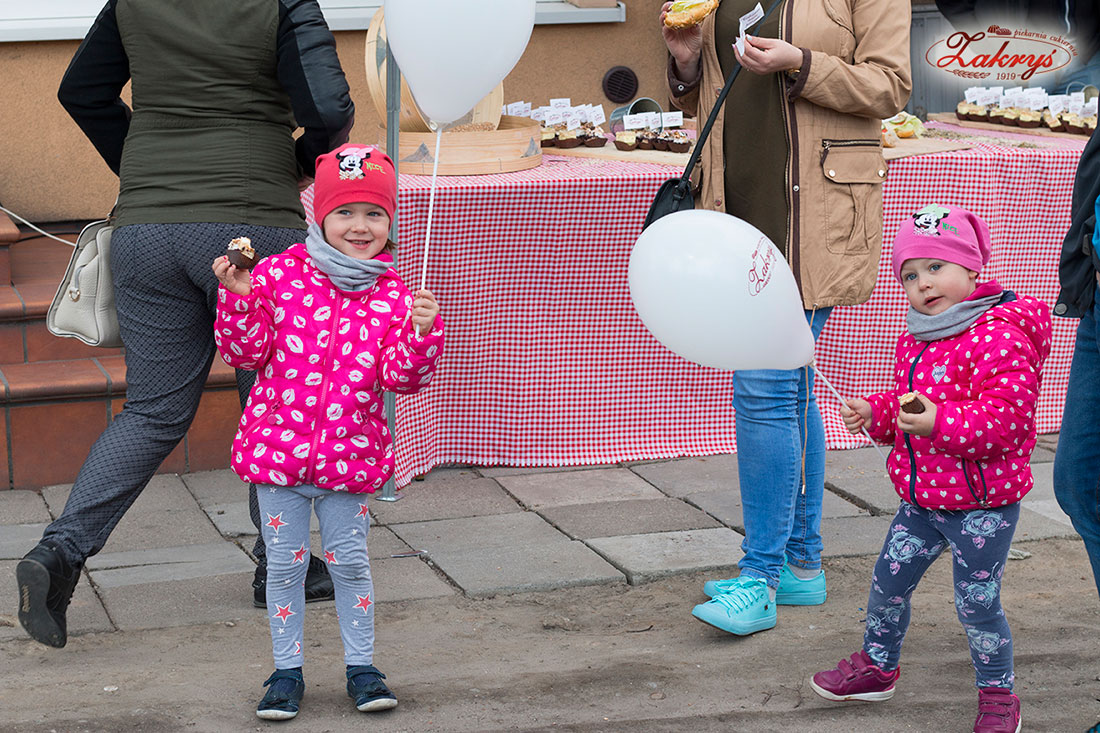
top-left (390, 116), bottom-right (541, 175)
top-left (883, 137), bottom-right (974, 160)
top-left (544, 140), bottom-right (694, 165)
top-left (928, 112), bottom-right (1091, 141)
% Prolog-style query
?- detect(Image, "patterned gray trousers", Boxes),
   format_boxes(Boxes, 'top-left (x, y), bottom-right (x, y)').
top-left (41, 222), bottom-right (302, 567)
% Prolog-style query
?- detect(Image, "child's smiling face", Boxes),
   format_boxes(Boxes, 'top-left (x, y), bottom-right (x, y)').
top-left (900, 258), bottom-right (978, 315)
top-left (323, 202), bottom-right (390, 261)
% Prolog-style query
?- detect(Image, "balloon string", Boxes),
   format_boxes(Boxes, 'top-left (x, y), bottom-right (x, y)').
top-left (412, 126), bottom-right (442, 337)
top-left (812, 363), bottom-right (889, 465)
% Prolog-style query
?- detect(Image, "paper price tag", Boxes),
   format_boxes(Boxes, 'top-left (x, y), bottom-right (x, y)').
top-left (550, 97), bottom-right (572, 109)
top-left (501, 105), bottom-right (507, 116)
top-left (1085, 98), bottom-right (1098, 116)
top-left (988, 86), bottom-right (1004, 97)
top-left (589, 105), bottom-right (606, 125)
top-left (564, 111), bottom-right (581, 130)
top-left (572, 105), bottom-right (589, 123)
top-left (1047, 95), bottom-right (1067, 115)
top-left (507, 102), bottom-right (525, 116)
top-left (964, 87), bottom-right (984, 104)
top-left (1069, 100), bottom-right (1084, 116)
top-left (531, 107), bottom-right (547, 122)
top-left (520, 102), bottom-right (532, 117)
top-left (1024, 90), bottom-right (1047, 110)
top-left (976, 90), bottom-right (998, 106)
top-left (662, 111), bottom-right (684, 128)
top-left (736, 2), bottom-right (764, 57)
top-left (623, 113), bottom-right (647, 130)
top-left (645, 112), bottom-right (662, 130)
top-left (546, 110), bottom-right (564, 126)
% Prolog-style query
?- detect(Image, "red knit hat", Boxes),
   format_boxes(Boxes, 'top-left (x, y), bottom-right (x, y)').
top-left (313, 144), bottom-right (397, 224)
top-left (891, 204), bottom-right (992, 282)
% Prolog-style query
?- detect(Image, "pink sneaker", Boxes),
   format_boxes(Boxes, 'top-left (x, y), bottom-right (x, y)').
top-left (810, 650), bottom-right (899, 702)
top-left (973, 687), bottom-right (1021, 733)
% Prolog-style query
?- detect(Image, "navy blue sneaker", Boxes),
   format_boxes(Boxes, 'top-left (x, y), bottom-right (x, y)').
top-left (347, 664), bottom-right (398, 712)
top-left (16, 542), bottom-right (82, 648)
top-left (256, 668), bottom-right (305, 721)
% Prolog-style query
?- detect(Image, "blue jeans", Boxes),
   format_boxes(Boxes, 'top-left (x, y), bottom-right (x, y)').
top-left (733, 308), bottom-right (832, 588)
top-left (1053, 282), bottom-right (1100, 599)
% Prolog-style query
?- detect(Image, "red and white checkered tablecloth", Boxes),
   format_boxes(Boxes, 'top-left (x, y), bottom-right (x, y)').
top-left (303, 139), bottom-right (1086, 485)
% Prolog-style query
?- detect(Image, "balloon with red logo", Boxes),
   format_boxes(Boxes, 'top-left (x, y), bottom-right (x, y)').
top-left (628, 210), bottom-right (814, 370)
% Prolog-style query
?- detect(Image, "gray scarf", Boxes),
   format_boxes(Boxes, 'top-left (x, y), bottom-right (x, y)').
top-left (907, 292), bottom-right (1005, 341)
top-left (304, 222), bottom-right (391, 293)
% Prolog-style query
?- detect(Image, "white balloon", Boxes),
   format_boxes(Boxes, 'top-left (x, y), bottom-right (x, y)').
top-left (628, 210), bottom-right (815, 371)
top-left (384, 0), bottom-right (536, 125)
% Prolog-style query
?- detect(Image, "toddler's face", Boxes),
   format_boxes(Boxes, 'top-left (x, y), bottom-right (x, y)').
top-left (323, 202), bottom-right (390, 261)
top-left (900, 258), bottom-right (978, 315)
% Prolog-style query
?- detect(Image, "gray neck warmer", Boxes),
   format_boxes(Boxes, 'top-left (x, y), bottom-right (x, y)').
top-left (304, 222), bottom-right (391, 293)
top-left (907, 292), bottom-right (1004, 341)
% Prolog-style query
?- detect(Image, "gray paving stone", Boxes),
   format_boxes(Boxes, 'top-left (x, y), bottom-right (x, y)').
top-left (495, 468), bottom-right (664, 510)
top-left (367, 525), bottom-right (414, 559)
top-left (1015, 504), bottom-right (1078, 542)
top-left (180, 468), bottom-right (250, 506)
top-left (1027, 461), bottom-right (1055, 502)
top-left (683, 486), bottom-right (869, 533)
top-left (370, 475), bottom-right (522, 525)
top-left (0, 490), bottom-right (52, 524)
top-left (538, 498), bottom-right (722, 540)
top-left (628, 455), bottom-right (739, 499)
top-left (820, 515), bottom-right (896, 557)
top-left (204, 500), bottom-right (320, 538)
top-left (824, 447), bottom-right (897, 515)
top-left (97, 571), bottom-right (255, 631)
top-left (86, 542), bottom-right (255, 588)
top-left (0, 560), bottom-right (112, 642)
top-left (585, 528), bottom-right (745, 585)
top-left (43, 474), bottom-right (223, 553)
top-left (371, 556), bottom-right (455, 601)
top-left (388, 512), bottom-right (567, 555)
top-left (476, 463), bottom-right (617, 477)
top-left (1, 524), bottom-right (48, 561)
top-left (425, 542), bottom-right (624, 597)
top-left (1031, 444), bottom-right (1056, 463)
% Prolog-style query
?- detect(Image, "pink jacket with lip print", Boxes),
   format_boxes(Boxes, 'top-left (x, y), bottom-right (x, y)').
top-left (214, 243), bottom-right (444, 494)
top-left (864, 281), bottom-right (1051, 511)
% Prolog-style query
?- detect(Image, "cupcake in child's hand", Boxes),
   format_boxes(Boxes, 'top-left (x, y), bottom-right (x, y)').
top-left (227, 237), bottom-right (259, 270)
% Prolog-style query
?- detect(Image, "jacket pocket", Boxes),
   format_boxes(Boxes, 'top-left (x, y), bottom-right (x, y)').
top-left (241, 401), bottom-right (283, 443)
top-left (820, 140), bottom-right (887, 256)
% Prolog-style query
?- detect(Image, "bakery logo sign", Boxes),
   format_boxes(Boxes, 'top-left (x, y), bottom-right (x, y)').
top-left (747, 237), bottom-right (775, 296)
top-left (925, 26), bottom-right (1077, 81)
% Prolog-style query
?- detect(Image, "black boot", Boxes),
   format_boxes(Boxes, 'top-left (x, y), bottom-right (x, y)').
top-left (16, 542), bottom-right (82, 648)
top-left (253, 554), bottom-right (335, 608)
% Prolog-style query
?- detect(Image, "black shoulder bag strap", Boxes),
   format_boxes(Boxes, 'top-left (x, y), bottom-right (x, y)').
top-left (643, 0), bottom-right (787, 229)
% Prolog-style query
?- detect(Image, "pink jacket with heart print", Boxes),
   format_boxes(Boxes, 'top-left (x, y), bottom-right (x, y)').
top-left (214, 243), bottom-right (444, 494)
top-left (864, 281), bottom-right (1052, 511)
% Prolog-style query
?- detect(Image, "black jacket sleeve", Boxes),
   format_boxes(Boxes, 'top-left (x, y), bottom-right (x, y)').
top-left (57, 0), bottom-right (131, 176)
top-left (276, 0), bottom-right (355, 178)
top-left (1056, 127), bottom-right (1100, 318)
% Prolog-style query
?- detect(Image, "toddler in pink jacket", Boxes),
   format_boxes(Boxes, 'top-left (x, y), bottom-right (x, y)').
top-left (809, 205), bottom-right (1051, 733)
top-left (212, 144), bottom-right (443, 721)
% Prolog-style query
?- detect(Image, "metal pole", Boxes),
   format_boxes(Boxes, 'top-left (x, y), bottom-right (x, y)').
top-left (378, 33), bottom-right (403, 502)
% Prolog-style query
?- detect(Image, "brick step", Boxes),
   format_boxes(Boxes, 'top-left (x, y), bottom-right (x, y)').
top-left (0, 217), bottom-right (241, 490)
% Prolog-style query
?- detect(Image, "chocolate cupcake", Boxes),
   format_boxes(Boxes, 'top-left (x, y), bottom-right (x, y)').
top-left (580, 124), bottom-right (608, 147)
top-left (1042, 109), bottom-right (1065, 132)
top-left (540, 126), bottom-right (557, 148)
top-left (613, 131), bottom-right (637, 151)
top-left (666, 130), bottom-right (691, 153)
top-left (1017, 108), bottom-right (1042, 128)
top-left (636, 130), bottom-right (656, 150)
top-left (227, 237), bottom-right (259, 270)
top-left (555, 128), bottom-right (582, 149)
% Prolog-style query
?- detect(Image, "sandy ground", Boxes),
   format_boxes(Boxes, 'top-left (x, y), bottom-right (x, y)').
top-left (2, 538), bottom-right (1098, 733)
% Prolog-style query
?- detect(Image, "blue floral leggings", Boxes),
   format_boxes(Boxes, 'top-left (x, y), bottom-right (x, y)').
top-left (863, 501), bottom-right (1021, 690)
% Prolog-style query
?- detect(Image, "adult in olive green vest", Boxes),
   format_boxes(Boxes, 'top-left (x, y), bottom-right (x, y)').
top-left (17, 0), bottom-right (354, 648)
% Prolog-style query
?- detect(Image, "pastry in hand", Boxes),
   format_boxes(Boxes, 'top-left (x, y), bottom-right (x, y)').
top-left (664, 0), bottom-right (720, 29)
top-left (227, 237), bottom-right (259, 270)
top-left (899, 392), bottom-right (925, 414)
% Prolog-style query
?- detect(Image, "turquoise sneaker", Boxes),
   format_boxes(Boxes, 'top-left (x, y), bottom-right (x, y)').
top-left (703, 562), bottom-right (826, 606)
top-left (691, 576), bottom-right (776, 635)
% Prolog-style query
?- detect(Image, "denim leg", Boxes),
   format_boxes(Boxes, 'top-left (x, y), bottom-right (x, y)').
top-left (734, 308), bottom-right (832, 586)
top-left (314, 490), bottom-right (374, 666)
top-left (1053, 285), bottom-right (1100, 598)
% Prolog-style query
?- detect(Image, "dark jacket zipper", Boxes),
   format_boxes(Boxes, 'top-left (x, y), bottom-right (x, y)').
top-left (976, 464), bottom-right (991, 508)
top-left (962, 462), bottom-right (984, 506)
top-left (904, 343), bottom-right (931, 506)
top-left (820, 138), bottom-right (882, 164)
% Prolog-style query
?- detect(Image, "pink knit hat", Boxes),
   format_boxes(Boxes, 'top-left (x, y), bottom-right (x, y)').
top-left (891, 204), bottom-right (991, 282)
top-left (313, 144), bottom-right (397, 224)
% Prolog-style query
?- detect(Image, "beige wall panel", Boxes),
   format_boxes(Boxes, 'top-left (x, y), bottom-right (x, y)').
top-left (1, 2), bottom-right (667, 223)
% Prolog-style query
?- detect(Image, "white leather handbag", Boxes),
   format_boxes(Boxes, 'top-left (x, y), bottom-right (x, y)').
top-left (46, 217), bottom-right (122, 348)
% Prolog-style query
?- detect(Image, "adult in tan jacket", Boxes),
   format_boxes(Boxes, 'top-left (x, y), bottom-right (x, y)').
top-left (661, 0), bottom-right (911, 637)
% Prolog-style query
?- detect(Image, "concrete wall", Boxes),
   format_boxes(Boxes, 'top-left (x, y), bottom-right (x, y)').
top-left (0, 1), bottom-right (669, 223)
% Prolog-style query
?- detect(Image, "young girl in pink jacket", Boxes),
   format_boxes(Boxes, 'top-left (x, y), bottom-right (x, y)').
top-left (212, 144), bottom-right (443, 721)
top-left (809, 205), bottom-right (1051, 733)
